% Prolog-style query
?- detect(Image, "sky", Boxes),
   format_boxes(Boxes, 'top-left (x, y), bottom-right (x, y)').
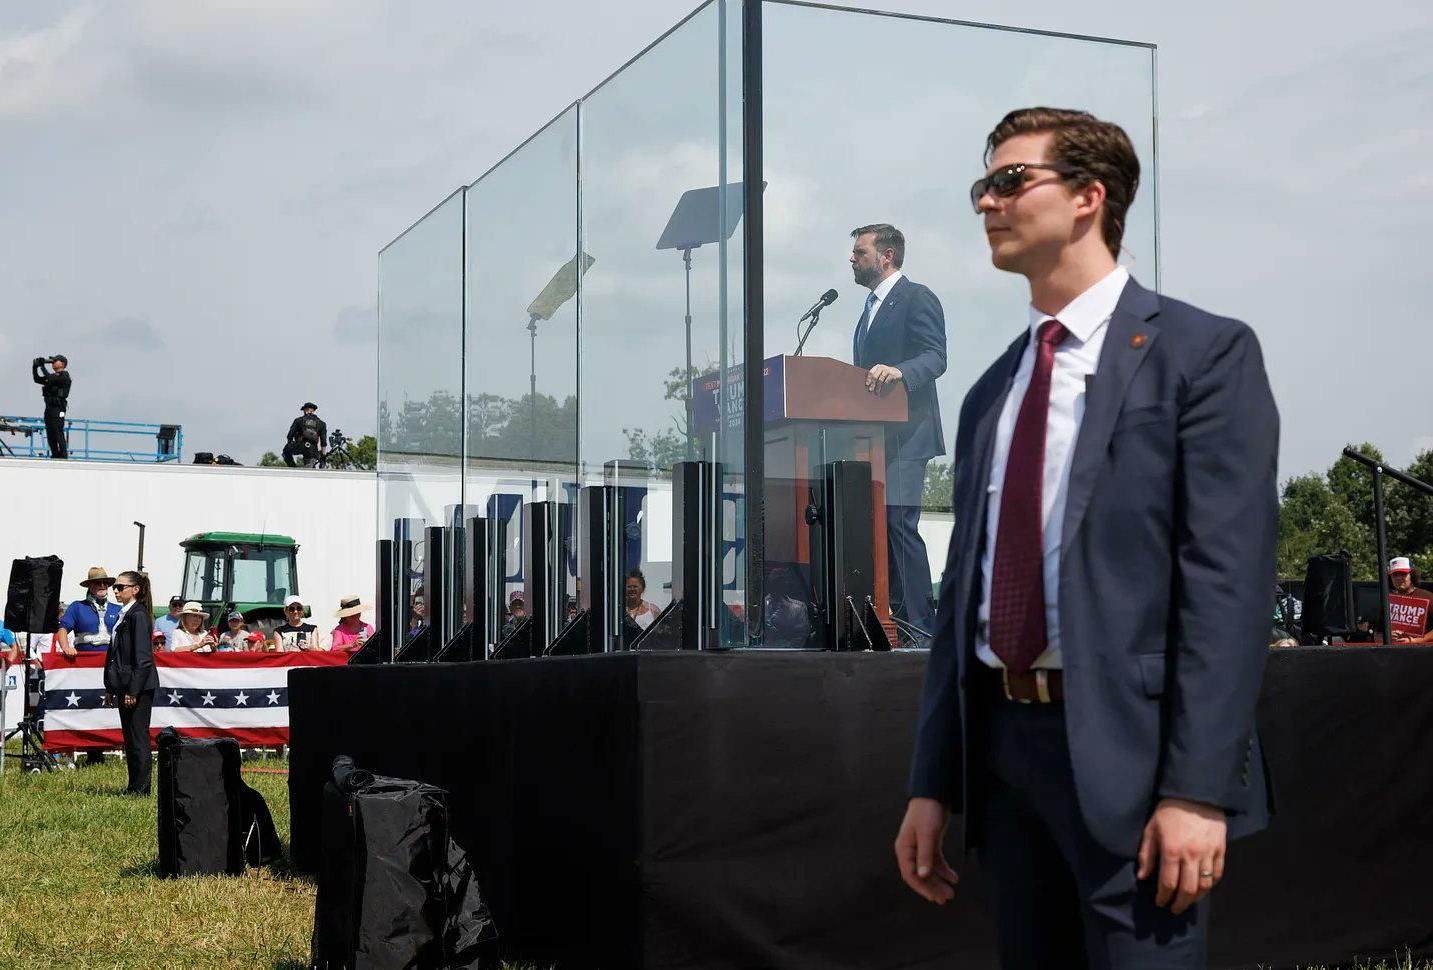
top-left (2, 0), bottom-right (1430, 478)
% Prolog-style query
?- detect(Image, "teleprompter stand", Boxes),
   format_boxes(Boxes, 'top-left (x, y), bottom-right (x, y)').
top-left (656, 184), bottom-right (752, 459)
top-left (808, 460), bottom-right (891, 652)
top-left (632, 460), bottom-right (722, 651)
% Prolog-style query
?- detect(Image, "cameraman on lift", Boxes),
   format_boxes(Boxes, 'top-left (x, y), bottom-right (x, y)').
top-left (31, 355), bottom-right (71, 459)
top-left (282, 402), bottom-right (327, 468)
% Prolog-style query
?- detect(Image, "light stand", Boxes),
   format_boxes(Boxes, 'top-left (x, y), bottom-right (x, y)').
top-left (526, 311), bottom-right (540, 469)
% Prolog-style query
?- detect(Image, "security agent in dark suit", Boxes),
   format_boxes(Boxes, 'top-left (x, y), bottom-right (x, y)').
top-left (896, 110), bottom-right (1278, 968)
top-left (849, 224), bottom-right (947, 642)
top-left (104, 570), bottom-right (160, 796)
top-left (31, 355), bottom-right (71, 459)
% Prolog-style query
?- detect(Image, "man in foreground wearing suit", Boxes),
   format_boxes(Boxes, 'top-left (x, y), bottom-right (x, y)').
top-left (895, 108), bottom-right (1278, 967)
top-left (849, 223), bottom-right (947, 644)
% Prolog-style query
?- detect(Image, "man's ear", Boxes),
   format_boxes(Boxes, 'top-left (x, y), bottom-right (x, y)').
top-left (1074, 180), bottom-right (1107, 220)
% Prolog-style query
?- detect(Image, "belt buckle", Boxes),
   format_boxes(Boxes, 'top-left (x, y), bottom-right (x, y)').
top-left (1001, 669), bottom-right (1033, 704)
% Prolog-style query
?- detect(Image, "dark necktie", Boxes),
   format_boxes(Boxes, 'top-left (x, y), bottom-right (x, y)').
top-left (988, 319), bottom-right (1068, 673)
top-left (855, 291), bottom-right (878, 359)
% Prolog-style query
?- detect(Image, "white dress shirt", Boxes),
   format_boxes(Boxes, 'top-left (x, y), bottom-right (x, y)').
top-left (862, 270), bottom-right (903, 336)
top-left (976, 266), bottom-right (1130, 669)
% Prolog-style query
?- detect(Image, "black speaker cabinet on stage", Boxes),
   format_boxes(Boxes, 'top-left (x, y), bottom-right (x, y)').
top-left (5, 556), bottom-right (64, 634)
top-left (1302, 551), bottom-right (1355, 644)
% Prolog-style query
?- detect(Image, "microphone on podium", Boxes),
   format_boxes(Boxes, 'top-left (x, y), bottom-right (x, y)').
top-left (799, 288), bottom-right (839, 324)
top-left (795, 288), bottom-right (839, 356)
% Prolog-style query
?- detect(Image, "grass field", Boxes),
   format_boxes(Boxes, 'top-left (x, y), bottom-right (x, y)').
top-left (1, 750), bottom-right (314, 968)
top-left (0, 747), bottom-right (1427, 969)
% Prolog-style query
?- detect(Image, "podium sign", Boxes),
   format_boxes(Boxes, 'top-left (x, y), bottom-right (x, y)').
top-left (692, 355), bottom-right (908, 432)
top-left (1389, 593), bottom-right (1430, 638)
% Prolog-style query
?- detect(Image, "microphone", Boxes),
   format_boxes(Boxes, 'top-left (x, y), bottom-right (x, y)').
top-left (795, 288), bottom-right (839, 356)
top-left (798, 288), bottom-right (839, 324)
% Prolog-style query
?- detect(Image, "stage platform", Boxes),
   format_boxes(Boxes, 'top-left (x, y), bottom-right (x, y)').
top-left (289, 648), bottom-right (1433, 969)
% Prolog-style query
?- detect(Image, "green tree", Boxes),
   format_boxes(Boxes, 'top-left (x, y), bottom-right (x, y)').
top-left (922, 459), bottom-right (954, 512)
top-left (259, 451), bottom-right (284, 467)
top-left (326, 434), bottom-right (377, 471)
top-left (1276, 443), bottom-right (1433, 581)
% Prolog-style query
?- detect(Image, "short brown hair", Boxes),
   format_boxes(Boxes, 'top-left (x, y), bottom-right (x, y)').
top-left (984, 108), bottom-right (1140, 260)
top-left (851, 223), bottom-right (904, 269)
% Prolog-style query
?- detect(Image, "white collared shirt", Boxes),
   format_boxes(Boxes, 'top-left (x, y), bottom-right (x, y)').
top-left (976, 265), bottom-right (1130, 669)
top-left (863, 269), bottom-right (903, 334)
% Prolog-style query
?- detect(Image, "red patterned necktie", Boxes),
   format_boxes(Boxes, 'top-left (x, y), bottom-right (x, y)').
top-left (988, 319), bottom-right (1068, 673)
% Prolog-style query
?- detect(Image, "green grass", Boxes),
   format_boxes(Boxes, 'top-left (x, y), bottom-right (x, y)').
top-left (0, 745), bottom-right (1426, 969)
top-left (1, 749), bottom-right (313, 968)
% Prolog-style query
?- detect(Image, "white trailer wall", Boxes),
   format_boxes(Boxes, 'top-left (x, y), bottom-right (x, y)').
top-left (0, 458), bottom-right (376, 631)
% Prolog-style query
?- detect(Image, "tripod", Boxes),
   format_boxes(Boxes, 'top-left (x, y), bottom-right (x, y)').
top-left (2, 641), bottom-right (61, 773)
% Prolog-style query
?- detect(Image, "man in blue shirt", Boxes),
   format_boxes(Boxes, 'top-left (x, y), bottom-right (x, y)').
top-left (153, 596), bottom-right (184, 639)
top-left (56, 566), bottom-right (123, 658)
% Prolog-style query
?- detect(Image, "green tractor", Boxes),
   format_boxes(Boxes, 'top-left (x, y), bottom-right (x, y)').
top-left (168, 532), bottom-right (303, 636)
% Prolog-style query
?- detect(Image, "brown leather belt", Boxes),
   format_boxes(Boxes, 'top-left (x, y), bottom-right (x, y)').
top-left (981, 665), bottom-right (1064, 704)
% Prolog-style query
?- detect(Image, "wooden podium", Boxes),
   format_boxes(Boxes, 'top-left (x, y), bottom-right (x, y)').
top-left (761, 355), bottom-right (907, 642)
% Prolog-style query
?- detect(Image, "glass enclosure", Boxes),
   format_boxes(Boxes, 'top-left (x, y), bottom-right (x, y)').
top-left (377, 188), bottom-right (466, 637)
top-left (375, 0), bottom-right (1157, 652)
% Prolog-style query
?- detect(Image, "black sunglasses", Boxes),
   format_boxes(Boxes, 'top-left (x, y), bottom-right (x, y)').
top-left (111, 583), bottom-right (136, 590)
top-left (969, 162), bottom-right (1076, 213)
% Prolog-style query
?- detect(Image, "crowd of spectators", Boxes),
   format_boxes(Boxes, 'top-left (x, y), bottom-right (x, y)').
top-left (2, 564), bottom-right (373, 666)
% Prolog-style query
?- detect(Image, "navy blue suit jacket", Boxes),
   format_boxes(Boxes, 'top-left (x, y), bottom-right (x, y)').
top-left (908, 277), bottom-right (1279, 856)
top-left (853, 275), bottom-right (947, 463)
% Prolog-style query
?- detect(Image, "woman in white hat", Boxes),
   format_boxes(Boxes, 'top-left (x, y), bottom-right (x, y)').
top-left (168, 601), bottom-right (217, 653)
top-left (329, 594), bottom-right (374, 650)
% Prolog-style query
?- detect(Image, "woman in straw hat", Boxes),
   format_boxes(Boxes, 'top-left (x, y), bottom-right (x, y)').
top-left (329, 594), bottom-right (374, 650)
top-left (168, 602), bottom-right (217, 653)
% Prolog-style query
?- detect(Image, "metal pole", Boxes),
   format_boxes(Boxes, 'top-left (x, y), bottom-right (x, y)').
top-left (1374, 465), bottom-right (1392, 646)
top-left (528, 313), bottom-right (539, 471)
top-left (684, 246), bottom-right (695, 460)
top-left (741, 0), bottom-right (764, 646)
top-left (134, 521), bottom-right (146, 572)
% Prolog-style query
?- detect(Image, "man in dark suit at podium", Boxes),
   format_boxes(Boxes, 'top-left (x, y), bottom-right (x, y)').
top-left (895, 109), bottom-right (1278, 967)
top-left (850, 223), bottom-right (948, 644)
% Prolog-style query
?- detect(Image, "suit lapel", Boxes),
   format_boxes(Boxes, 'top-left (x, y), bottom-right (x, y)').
top-left (1059, 277), bottom-right (1161, 558)
top-left (855, 275), bottom-right (905, 362)
top-left (958, 333), bottom-right (1028, 575)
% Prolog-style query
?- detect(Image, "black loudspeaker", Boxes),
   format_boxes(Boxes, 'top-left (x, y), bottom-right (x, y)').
top-left (1301, 551), bottom-right (1355, 644)
top-left (5, 556), bottom-right (64, 634)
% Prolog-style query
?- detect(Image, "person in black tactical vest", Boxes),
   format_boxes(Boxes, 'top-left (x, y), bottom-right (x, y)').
top-left (282, 402), bottom-right (328, 467)
top-left (31, 355), bottom-right (71, 459)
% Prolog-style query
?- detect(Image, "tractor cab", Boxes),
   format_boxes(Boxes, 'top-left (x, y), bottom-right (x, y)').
top-left (178, 532), bottom-right (301, 635)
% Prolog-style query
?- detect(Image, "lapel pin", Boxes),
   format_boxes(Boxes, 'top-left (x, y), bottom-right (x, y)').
top-left (1130, 333), bottom-right (1146, 349)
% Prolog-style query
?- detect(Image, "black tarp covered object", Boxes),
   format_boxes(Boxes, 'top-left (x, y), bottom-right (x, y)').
top-left (311, 755), bottom-right (497, 969)
top-left (156, 727), bottom-right (279, 877)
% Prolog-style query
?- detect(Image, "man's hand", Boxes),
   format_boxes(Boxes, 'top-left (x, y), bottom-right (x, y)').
top-left (895, 796), bottom-right (959, 904)
top-left (123, 694), bottom-right (137, 709)
top-left (1137, 797), bottom-right (1227, 915)
top-left (60, 642), bottom-right (77, 659)
top-left (866, 364), bottom-right (903, 394)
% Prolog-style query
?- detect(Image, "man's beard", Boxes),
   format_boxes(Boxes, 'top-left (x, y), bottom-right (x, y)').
top-left (853, 262), bottom-right (879, 287)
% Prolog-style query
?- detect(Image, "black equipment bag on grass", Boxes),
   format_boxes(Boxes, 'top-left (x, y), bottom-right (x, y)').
top-left (156, 728), bottom-right (279, 877)
top-left (312, 755), bottom-right (497, 969)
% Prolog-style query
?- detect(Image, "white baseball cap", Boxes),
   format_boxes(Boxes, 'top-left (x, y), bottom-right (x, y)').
top-left (1389, 557), bottom-right (1414, 574)
top-left (283, 594), bottom-right (305, 608)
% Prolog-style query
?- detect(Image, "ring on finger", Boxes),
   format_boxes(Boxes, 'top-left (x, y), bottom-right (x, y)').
top-left (1198, 870), bottom-right (1215, 879)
